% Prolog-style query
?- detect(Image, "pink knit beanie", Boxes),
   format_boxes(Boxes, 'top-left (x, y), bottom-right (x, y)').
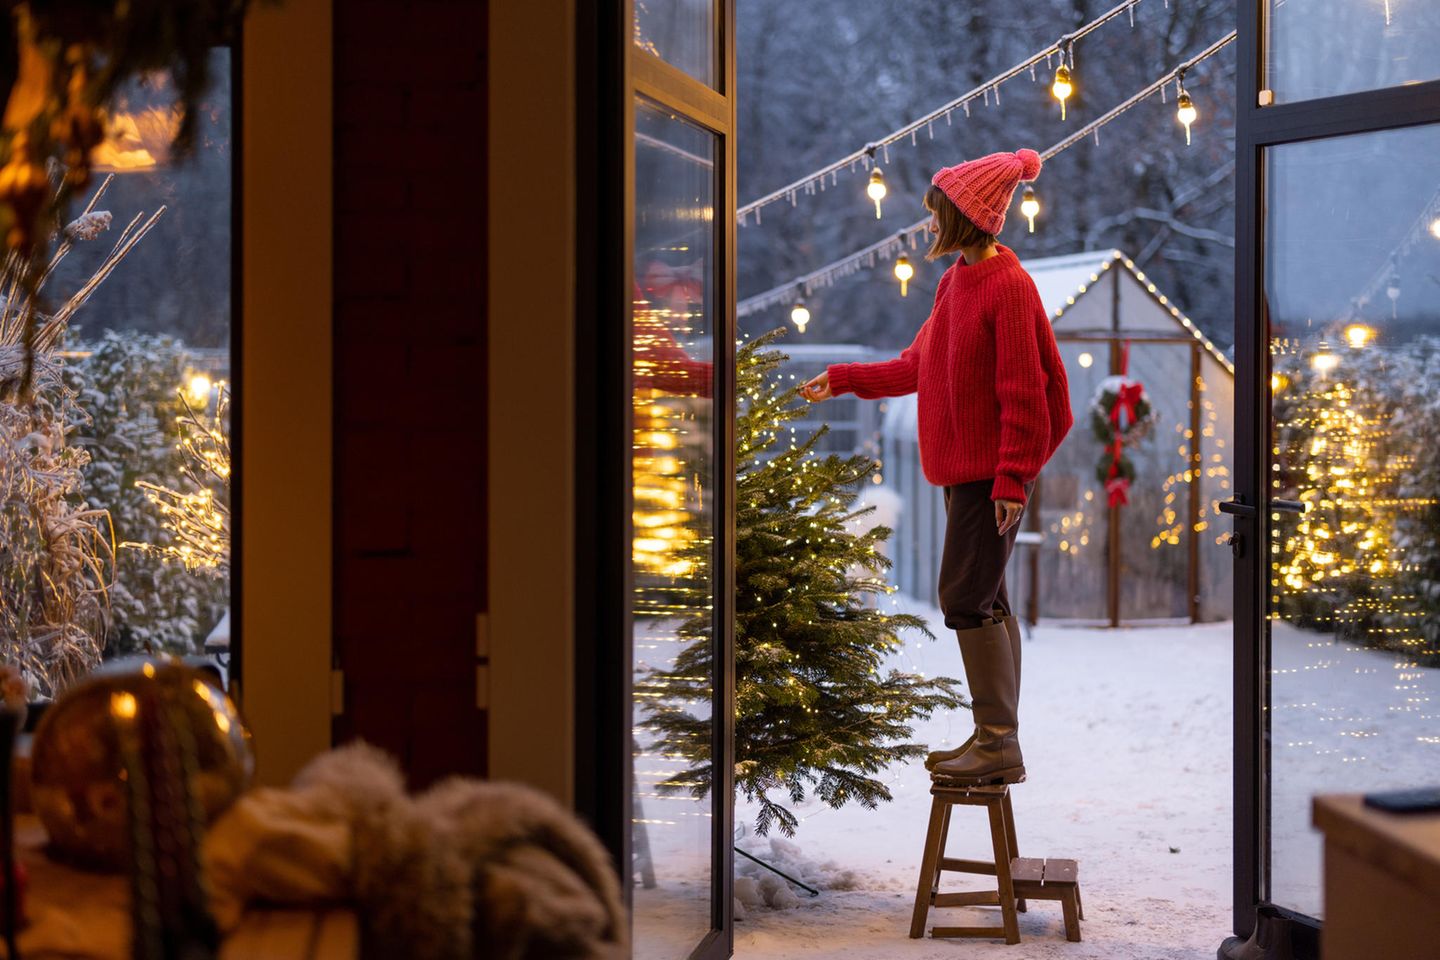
top-left (930, 149), bottom-right (1043, 236)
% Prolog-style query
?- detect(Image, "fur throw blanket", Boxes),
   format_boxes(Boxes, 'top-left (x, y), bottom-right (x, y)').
top-left (204, 743), bottom-right (627, 959)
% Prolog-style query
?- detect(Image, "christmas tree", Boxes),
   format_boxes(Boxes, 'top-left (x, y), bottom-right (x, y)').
top-left (641, 330), bottom-right (964, 838)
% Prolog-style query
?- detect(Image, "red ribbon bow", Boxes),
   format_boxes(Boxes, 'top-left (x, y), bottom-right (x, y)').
top-left (1110, 381), bottom-right (1144, 432)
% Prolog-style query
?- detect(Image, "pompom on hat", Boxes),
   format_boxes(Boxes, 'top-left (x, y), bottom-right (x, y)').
top-left (930, 149), bottom-right (1043, 236)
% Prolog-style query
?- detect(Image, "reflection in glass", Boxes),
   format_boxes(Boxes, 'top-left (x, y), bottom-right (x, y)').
top-left (634, 0), bottom-right (716, 87)
top-left (630, 100), bottom-right (716, 957)
top-left (1265, 124), bottom-right (1440, 917)
top-left (1266, 0), bottom-right (1440, 103)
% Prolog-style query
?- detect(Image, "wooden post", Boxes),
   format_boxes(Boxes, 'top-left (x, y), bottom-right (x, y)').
top-left (1107, 327), bottom-right (1122, 628)
top-left (1188, 343), bottom-right (1203, 623)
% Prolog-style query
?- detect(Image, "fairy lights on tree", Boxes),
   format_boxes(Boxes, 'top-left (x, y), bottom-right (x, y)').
top-left (641, 330), bottom-right (963, 837)
top-left (129, 385), bottom-right (231, 576)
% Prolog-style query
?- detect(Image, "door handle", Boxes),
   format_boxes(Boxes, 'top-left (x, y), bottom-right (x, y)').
top-left (1218, 498), bottom-right (1256, 519)
top-left (1218, 497), bottom-right (1307, 518)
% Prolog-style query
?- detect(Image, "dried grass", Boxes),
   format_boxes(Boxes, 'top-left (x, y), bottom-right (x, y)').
top-left (0, 175), bottom-right (163, 697)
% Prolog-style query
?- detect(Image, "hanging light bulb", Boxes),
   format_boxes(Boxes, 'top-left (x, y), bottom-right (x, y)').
top-left (893, 253), bottom-right (914, 297)
top-left (790, 300), bottom-right (811, 333)
top-left (1344, 323), bottom-right (1374, 349)
top-left (1176, 90), bottom-right (1197, 145)
top-left (867, 167), bottom-right (887, 219)
top-left (1052, 63), bottom-right (1073, 120)
top-left (1020, 186), bottom-right (1040, 233)
top-left (1311, 341), bottom-right (1339, 373)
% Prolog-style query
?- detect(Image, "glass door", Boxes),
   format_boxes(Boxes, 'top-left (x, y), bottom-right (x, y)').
top-left (1261, 124), bottom-right (1440, 920)
top-left (1232, 2), bottom-right (1440, 953)
top-left (627, 3), bottom-right (735, 959)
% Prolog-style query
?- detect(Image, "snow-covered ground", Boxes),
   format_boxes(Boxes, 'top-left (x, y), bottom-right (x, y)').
top-left (632, 598), bottom-right (1440, 959)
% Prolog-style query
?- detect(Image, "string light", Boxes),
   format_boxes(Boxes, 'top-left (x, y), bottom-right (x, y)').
top-left (893, 253), bottom-right (914, 297)
top-left (1311, 342), bottom-right (1340, 374)
top-left (1176, 89), bottom-right (1197, 145)
top-left (1020, 186), bottom-right (1040, 232)
top-left (790, 300), bottom-right (811, 333)
top-left (866, 167), bottom-right (887, 219)
top-left (1344, 324), bottom-right (1373, 349)
top-left (184, 372), bottom-right (213, 407)
top-left (1052, 55), bottom-right (1074, 120)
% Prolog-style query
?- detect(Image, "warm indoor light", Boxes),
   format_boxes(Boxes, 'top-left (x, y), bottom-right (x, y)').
top-left (1052, 64), bottom-right (1073, 120)
top-left (790, 301), bottom-right (811, 333)
top-left (1020, 186), bottom-right (1040, 233)
top-left (866, 168), bottom-right (887, 219)
top-left (1344, 324), bottom-right (1374, 348)
top-left (110, 691), bottom-right (138, 720)
top-left (1176, 91), bottom-right (1197, 145)
top-left (1271, 372), bottom-right (1289, 393)
top-left (185, 373), bottom-right (213, 407)
top-left (1078, 352), bottom-right (1094, 368)
top-left (893, 253), bottom-right (914, 297)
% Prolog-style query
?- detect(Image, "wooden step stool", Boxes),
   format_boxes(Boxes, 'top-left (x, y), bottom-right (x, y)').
top-left (909, 782), bottom-right (1084, 944)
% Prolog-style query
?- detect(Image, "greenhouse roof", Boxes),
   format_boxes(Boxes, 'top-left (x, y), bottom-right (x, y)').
top-left (1023, 249), bottom-right (1234, 375)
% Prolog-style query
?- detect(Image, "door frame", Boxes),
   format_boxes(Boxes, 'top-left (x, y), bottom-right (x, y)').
top-left (576, 4), bottom-right (737, 958)
top-left (1231, 1), bottom-right (1440, 952)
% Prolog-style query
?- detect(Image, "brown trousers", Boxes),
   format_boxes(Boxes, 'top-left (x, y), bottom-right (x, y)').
top-left (938, 478), bottom-right (1034, 630)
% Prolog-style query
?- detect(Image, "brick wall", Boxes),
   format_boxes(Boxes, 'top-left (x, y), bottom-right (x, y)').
top-left (332, 0), bottom-right (487, 785)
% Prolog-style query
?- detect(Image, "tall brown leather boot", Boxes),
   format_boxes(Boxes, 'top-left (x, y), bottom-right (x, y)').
top-left (931, 618), bottom-right (1025, 784)
top-left (924, 615), bottom-right (1021, 770)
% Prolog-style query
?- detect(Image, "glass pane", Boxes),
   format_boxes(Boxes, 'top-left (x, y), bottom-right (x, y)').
top-left (631, 99), bottom-right (717, 956)
top-left (2, 51), bottom-right (231, 697)
top-left (1265, 0), bottom-right (1440, 103)
top-left (635, 0), bottom-right (717, 87)
top-left (1265, 124), bottom-right (1440, 918)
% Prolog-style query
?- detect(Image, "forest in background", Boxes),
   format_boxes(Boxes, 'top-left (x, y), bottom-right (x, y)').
top-left (736, 0), bottom-right (1237, 352)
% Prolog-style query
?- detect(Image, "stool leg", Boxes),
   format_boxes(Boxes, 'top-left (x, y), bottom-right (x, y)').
top-left (987, 801), bottom-right (1020, 945)
top-left (933, 804), bottom-right (952, 897)
top-left (1076, 883), bottom-right (1085, 920)
top-left (1062, 889), bottom-right (1081, 942)
top-left (1002, 791), bottom-right (1025, 912)
top-left (910, 798), bottom-right (948, 938)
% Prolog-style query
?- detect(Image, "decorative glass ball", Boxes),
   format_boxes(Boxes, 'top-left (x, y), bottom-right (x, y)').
top-left (30, 657), bottom-right (253, 871)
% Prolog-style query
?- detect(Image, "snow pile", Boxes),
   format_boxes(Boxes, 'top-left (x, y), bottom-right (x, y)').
top-left (735, 832), bottom-right (865, 915)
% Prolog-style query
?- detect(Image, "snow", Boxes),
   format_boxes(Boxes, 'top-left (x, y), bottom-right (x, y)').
top-left (632, 597), bottom-right (1440, 959)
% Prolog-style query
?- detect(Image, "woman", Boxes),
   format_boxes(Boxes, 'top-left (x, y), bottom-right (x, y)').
top-left (800, 149), bottom-right (1073, 785)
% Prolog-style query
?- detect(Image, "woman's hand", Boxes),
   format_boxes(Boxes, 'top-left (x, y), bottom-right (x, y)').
top-left (799, 372), bottom-right (832, 402)
top-left (995, 499), bottom-right (1024, 536)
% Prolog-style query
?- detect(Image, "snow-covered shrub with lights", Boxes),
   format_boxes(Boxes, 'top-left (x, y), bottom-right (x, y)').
top-left (641, 330), bottom-right (964, 837)
top-left (1271, 337), bottom-right (1440, 666)
top-left (64, 331), bottom-right (227, 656)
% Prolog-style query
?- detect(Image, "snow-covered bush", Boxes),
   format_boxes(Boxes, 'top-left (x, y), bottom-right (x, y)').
top-left (64, 331), bottom-right (226, 655)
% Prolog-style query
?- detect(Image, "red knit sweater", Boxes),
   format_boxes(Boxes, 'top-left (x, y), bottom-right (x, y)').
top-left (826, 245), bottom-right (1073, 505)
